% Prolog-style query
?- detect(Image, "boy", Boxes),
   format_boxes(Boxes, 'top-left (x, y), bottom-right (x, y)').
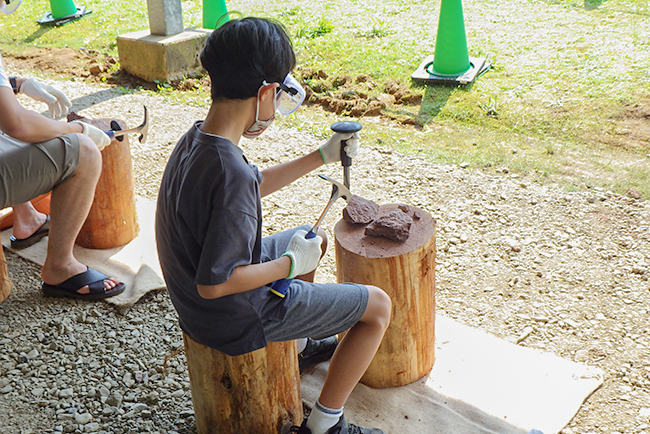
top-left (155, 17), bottom-right (391, 434)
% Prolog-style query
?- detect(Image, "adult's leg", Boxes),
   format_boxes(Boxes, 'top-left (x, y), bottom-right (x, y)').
top-left (40, 134), bottom-right (120, 293)
top-left (317, 284), bottom-right (391, 409)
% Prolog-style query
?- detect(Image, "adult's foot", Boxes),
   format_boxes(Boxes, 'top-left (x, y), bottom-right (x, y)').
top-left (42, 259), bottom-right (121, 295)
top-left (11, 209), bottom-right (48, 240)
top-left (42, 267), bottom-right (125, 300)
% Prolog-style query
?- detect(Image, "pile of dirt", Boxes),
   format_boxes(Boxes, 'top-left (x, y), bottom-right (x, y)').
top-left (295, 67), bottom-right (422, 120)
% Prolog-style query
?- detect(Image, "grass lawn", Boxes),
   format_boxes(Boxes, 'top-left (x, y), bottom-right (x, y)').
top-left (1, 0), bottom-right (649, 197)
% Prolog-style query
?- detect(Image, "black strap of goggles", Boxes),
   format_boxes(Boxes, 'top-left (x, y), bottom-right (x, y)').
top-left (279, 83), bottom-right (298, 96)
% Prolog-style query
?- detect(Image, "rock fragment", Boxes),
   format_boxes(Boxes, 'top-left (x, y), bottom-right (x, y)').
top-left (343, 195), bottom-right (380, 225)
top-left (364, 209), bottom-right (413, 242)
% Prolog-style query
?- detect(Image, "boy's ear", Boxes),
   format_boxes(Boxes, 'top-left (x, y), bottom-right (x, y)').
top-left (259, 82), bottom-right (280, 100)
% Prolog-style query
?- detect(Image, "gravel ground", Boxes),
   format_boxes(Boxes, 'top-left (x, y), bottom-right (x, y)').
top-left (1, 80), bottom-right (650, 434)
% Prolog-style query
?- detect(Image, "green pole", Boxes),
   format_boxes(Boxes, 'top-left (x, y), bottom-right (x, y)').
top-left (50, 0), bottom-right (78, 19)
top-left (203, 0), bottom-right (229, 30)
top-left (432, 0), bottom-right (471, 76)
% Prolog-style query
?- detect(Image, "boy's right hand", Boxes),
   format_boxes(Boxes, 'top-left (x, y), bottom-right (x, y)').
top-left (282, 229), bottom-right (323, 279)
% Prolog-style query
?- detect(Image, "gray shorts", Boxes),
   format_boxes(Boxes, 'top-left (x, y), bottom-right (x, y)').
top-left (260, 226), bottom-right (369, 342)
top-left (0, 133), bottom-right (80, 209)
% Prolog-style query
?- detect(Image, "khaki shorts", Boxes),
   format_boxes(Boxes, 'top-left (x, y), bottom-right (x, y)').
top-left (0, 133), bottom-right (80, 209)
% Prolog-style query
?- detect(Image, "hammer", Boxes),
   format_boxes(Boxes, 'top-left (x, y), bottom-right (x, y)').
top-left (105, 106), bottom-right (149, 144)
top-left (269, 175), bottom-right (352, 298)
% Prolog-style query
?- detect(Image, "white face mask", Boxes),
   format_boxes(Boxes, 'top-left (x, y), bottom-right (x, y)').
top-left (243, 83), bottom-right (276, 139)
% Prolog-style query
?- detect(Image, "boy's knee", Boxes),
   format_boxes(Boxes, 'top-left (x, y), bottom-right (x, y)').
top-left (366, 285), bottom-right (392, 329)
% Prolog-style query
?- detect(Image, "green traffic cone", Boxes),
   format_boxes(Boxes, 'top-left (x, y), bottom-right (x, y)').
top-left (431, 0), bottom-right (471, 75)
top-left (38, 0), bottom-right (91, 25)
top-left (411, 0), bottom-right (489, 85)
top-left (50, 0), bottom-right (77, 19)
top-left (203, 0), bottom-right (229, 29)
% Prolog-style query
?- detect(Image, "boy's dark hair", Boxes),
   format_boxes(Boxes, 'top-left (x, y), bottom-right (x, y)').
top-left (200, 17), bottom-right (296, 101)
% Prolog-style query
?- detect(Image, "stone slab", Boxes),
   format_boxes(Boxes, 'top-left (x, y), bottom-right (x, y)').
top-left (117, 28), bottom-right (211, 83)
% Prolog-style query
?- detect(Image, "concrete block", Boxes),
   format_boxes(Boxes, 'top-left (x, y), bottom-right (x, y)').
top-left (117, 28), bottom-right (212, 83)
top-left (147, 0), bottom-right (184, 36)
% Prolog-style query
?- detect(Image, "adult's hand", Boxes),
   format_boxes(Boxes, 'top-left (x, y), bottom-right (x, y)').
top-left (70, 120), bottom-right (111, 151)
top-left (19, 78), bottom-right (72, 119)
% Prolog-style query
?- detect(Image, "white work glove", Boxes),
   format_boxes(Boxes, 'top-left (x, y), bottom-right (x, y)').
top-left (70, 120), bottom-right (111, 151)
top-left (19, 78), bottom-right (72, 119)
top-left (318, 132), bottom-right (360, 164)
top-left (282, 229), bottom-right (323, 279)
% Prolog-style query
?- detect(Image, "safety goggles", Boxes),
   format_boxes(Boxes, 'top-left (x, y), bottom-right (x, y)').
top-left (275, 73), bottom-right (305, 116)
top-left (0, 0), bottom-right (21, 15)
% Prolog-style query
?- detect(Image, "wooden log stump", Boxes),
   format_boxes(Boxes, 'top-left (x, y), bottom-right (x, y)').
top-left (183, 332), bottom-right (302, 434)
top-left (0, 246), bottom-right (10, 304)
top-left (76, 119), bottom-right (139, 249)
top-left (334, 203), bottom-right (436, 388)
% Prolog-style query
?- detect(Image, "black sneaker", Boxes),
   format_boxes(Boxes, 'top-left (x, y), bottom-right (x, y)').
top-left (298, 336), bottom-right (338, 373)
top-left (290, 415), bottom-right (385, 434)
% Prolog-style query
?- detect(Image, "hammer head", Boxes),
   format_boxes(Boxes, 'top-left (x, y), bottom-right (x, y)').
top-left (109, 106), bottom-right (149, 144)
top-left (318, 174), bottom-right (352, 202)
top-left (136, 106), bottom-right (149, 144)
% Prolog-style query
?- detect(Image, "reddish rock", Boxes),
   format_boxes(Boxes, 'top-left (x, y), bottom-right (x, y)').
top-left (627, 189), bottom-right (642, 199)
top-left (343, 195), bottom-right (380, 224)
top-left (364, 209), bottom-right (413, 243)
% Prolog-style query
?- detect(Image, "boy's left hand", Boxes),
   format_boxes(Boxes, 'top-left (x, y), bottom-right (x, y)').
top-left (319, 132), bottom-right (360, 164)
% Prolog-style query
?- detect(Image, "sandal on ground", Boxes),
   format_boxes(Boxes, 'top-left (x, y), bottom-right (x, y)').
top-left (42, 267), bottom-right (125, 300)
top-left (10, 214), bottom-right (50, 249)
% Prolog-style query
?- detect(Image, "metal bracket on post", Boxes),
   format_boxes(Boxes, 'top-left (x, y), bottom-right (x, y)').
top-left (147, 0), bottom-right (184, 36)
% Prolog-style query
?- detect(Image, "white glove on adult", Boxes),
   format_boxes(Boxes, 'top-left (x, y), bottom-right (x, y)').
top-left (71, 120), bottom-right (111, 151)
top-left (282, 229), bottom-right (323, 279)
top-left (318, 132), bottom-right (360, 164)
top-left (19, 78), bottom-right (72, 119)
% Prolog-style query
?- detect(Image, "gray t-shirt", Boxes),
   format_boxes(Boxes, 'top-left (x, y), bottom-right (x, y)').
top-left (156, 121), bottom-right (285, 356)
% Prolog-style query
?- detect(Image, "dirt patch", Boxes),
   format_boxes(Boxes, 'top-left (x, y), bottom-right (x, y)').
top-left (3, 47), bottom-right (425, 126)
top-left (3, 46), bottom-right (157, 91)
top-left (594, 99), bottom-right (650, 151)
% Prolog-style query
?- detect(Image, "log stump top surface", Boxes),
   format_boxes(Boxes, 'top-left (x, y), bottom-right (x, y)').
top-left (335, 204), bottom-right (435, 258)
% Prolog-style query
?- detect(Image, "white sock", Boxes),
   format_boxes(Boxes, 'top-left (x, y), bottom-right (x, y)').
top-left (305, 400), bottom-right (343, 434)
top-left (296, 338), bottom-right (308, 354)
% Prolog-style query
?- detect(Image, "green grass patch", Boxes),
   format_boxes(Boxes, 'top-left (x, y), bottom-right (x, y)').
top-left (1, 0), bottom-right (649, 198)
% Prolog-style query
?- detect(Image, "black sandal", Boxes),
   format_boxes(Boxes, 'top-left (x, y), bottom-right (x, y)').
top-left (42, 267), bottom-right (125, 300)
top-left (10, 214), bottom-right (50, 249)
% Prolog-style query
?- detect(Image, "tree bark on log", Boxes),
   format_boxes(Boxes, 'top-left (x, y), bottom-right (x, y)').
top-left (0, 247), bottom-right (11, 304)
top-left (334, 204), bottom-right (436, 388)
top-left (183, 332), bottom-right (303, 434)
top-left (76, 119), bottom-right (139, 249)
